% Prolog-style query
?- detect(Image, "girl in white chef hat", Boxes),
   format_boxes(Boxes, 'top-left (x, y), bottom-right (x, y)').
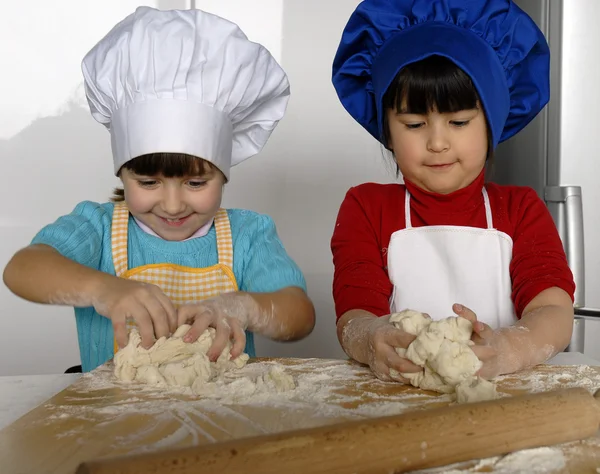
top-left (3, 7), bottom-right (315, 373)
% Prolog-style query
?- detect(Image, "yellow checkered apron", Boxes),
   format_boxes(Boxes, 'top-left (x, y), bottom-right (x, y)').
top-left (111, 202), bottom-right (238, 353)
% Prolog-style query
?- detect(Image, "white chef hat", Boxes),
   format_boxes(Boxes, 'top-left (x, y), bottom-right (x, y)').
top-left (81, 7), bottom-right (290, 179)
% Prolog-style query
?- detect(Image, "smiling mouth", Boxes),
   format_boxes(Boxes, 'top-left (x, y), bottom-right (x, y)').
top-left (426, 163), bottom-right (456, 170)
top-left (159, 215), bottom-right (191, 227)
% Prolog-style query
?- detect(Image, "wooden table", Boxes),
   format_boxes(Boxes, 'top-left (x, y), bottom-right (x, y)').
top-left (2, 358), bottom-right (600, 474)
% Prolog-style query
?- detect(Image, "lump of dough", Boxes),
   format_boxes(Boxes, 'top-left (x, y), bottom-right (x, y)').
top-left (259, 365), bottom-right (296, 392)
top-left (190, 363), bottom-right (296, 398)
top-left (113, 324), bottom-right (249, 388)
top-left (456, 377), bottom-right (499, 403)
top-left (389, 309), bottom-right (498, 403)
top-left (430, 340), bottom-right (482, 386)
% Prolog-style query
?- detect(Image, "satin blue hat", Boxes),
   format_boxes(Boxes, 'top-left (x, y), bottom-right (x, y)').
top-left (332, 0), bottom-right (550, 148)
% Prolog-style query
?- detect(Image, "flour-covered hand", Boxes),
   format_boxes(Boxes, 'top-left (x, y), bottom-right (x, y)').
top-left (453, 303), bottom-right (502, 378)
top-left (93, 276), bottom-right (177, 350)
top-left (356, 315), bottom-right (421, 382)
top-left (177, 292), bottom-right (257, 360)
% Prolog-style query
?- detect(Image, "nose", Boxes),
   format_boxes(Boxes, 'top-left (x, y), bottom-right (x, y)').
top-left (426, 124), bottom-right (450, 153)
top-left (160, 187), bottom-right (186, 216)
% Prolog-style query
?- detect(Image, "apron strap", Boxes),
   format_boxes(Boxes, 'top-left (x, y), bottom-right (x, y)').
top-left (112, 204), bottom-right (233, 273)
top-left (482, 187), bottom-right (494, 230)
top-left (214, 208), bottom-right (234, 269)
top-left (404, 189), bottom-right (413, 229)
top-left (111, 202), bottom-right (130, 277)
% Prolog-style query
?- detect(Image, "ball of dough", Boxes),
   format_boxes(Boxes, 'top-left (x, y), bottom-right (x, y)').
top-left (389, 309), bottom-right (498, 403)
top-left (113, 324), bottom-right (249, 388)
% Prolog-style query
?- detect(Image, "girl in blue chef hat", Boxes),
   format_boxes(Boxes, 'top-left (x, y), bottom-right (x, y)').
top-left (331, 0), bottom-right (575, 382)
top-left (3, 7), bottom-right (315, 373)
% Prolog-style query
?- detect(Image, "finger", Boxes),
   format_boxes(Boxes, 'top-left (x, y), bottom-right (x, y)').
top-left (153, 289), bottom-right (177, 333)
top-left (183, 310), bottom-right (214, 343)
top-left (370, 359), bottom-right (394, 382)
top-left (473, 322), bottom-right (494, 340)
top-left (384, 328), bottom-right (416, 350)
top-left (453, 303), bottom-right (478, 324)
top-left (207, 320), bottom-right (231, 361)
top-left (177, 304), bottom-right (195, 327)
top-left (143, 296), bottom-right (170, 340)
top-left (383, 346), bottom-right (422, 373)
top-left (388, 369), bottom-right (412, 384)
top-left (133, 308), bottom-right (155, 349)
top-left (471, 332), bottom-right (487, 345)
top-left (113, 318), bottom-right (129, 349)
top-left (229, 321), bottom-right (247, 359)
top-left (476, 364), bottom-right (499, 380)
top-left (471, 344), bottom-right (496, 362)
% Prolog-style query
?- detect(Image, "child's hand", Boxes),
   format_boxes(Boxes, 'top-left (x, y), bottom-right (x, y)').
top-left (177, 292), bottom-right (252, 361)
top-left (453, 303), bottom-right (502, 379)
top-left (363, 315), bottom-right (421, 382)
top-left (94, 276), bottom-right (177, 349)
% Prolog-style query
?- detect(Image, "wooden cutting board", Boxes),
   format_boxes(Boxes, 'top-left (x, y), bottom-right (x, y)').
top-left (2, 358), bottom-right (600, 474)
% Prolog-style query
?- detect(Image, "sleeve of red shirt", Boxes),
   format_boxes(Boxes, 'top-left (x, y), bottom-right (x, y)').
top-left (331, 186), bottom-right (394, 321)
top-left (509, 188), bottom-right (575, 316)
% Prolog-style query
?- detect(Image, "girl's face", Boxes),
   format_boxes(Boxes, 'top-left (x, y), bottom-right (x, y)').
top-left (386, 105), bottom-right (488, 194)
top-left (120, 167), bottom-right (225, 241)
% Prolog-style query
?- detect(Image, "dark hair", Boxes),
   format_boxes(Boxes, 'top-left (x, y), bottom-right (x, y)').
top-left (381, 55), bottom-right (494, 176)
top-left (112, 153), bottom-right (221, 201)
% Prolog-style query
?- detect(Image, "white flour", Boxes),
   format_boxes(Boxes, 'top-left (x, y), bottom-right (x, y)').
top-left (50, 359), bottom-right (445, 422)
top-left (412, 447), bottom-right (566, 473)
top-left (37, 360), bottom-right (600, 472)
top-left (495, 364), bottom-right (600, 393)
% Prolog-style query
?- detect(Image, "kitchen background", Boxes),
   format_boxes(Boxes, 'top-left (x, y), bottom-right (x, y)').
top-left (1, 0), bottom-right (598, 375)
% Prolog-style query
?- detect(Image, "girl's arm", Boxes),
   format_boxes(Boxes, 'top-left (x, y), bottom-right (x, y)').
top-left (4, 244), bottom-right (112, 306)
top-left (177, 287), bottom-right (315, 360)
top-left (3, 244), bottom-right (177, 348)
top-left (247, 286), bottom-right (315, 340)
top-left (460, 287), bottom-right (574, 378)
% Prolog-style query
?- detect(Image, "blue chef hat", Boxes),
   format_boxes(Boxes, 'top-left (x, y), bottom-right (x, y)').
top-left (332, 0), bottom-right (550, 148)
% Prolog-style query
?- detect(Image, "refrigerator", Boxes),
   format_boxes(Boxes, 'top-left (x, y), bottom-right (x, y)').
top-left (493, 0), bottom-right (600, 354)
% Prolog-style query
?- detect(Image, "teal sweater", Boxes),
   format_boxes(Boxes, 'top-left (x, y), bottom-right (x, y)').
top-left (32, 201), bottom-right (307, 372)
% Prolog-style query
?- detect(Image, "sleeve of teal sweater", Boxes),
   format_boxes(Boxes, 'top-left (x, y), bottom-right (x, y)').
top-left (233, 211), bottom-right (307, 294)
top-left (30, 201), bottom-right (112, 270)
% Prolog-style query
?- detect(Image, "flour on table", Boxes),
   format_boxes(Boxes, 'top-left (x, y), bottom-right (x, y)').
top-left (389, 309), bottom-right (498, 403)
top-left (410, 446), bottom-right (566, 473)
top-left (192, 363), bottom-right (297, 399)
top-left (114, 324), bottom-right (256, 392)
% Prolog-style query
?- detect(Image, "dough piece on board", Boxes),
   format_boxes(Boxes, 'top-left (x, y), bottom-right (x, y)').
top-left (389, 309), bottom-right (499, 403)
top-left (113, 324), bottom-right (249, 388)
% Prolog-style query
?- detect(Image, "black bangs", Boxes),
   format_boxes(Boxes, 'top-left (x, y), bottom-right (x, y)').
top-left (120, 153), bottom-right (216, 178)
top-left (382, 55), bottom-right (480, 117)
top-left (380, 55), bottom-right (494, 174)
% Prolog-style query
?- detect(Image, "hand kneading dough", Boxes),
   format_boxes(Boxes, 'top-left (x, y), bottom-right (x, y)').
top-left (113, 324), bottom-right (249, 388)
top-left (389, 309), bottom-right (499, 403)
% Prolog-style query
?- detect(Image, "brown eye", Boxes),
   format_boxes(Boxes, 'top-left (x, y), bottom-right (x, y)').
top-left (405, 123), bottom-right (424, 130)
top-left (450, 120), bottom-right (470, 127)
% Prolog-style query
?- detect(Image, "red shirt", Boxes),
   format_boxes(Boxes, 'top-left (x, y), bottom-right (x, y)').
top-left (331, 171), bottom-right (575, 321)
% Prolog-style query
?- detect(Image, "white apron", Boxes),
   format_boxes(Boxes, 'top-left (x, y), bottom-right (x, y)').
top-left (387, 187), bottom-right (516, 329)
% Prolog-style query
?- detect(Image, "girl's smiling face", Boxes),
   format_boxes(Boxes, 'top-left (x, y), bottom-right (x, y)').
top-left (118, 154), bottom-right (225, 241)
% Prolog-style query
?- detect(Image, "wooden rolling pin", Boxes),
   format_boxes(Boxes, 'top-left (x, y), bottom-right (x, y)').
top-left (76, 387), bottom-right (600, 474)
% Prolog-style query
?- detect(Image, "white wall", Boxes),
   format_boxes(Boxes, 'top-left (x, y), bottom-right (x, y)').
top-left (559, 0), bottom-right (600, 357)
